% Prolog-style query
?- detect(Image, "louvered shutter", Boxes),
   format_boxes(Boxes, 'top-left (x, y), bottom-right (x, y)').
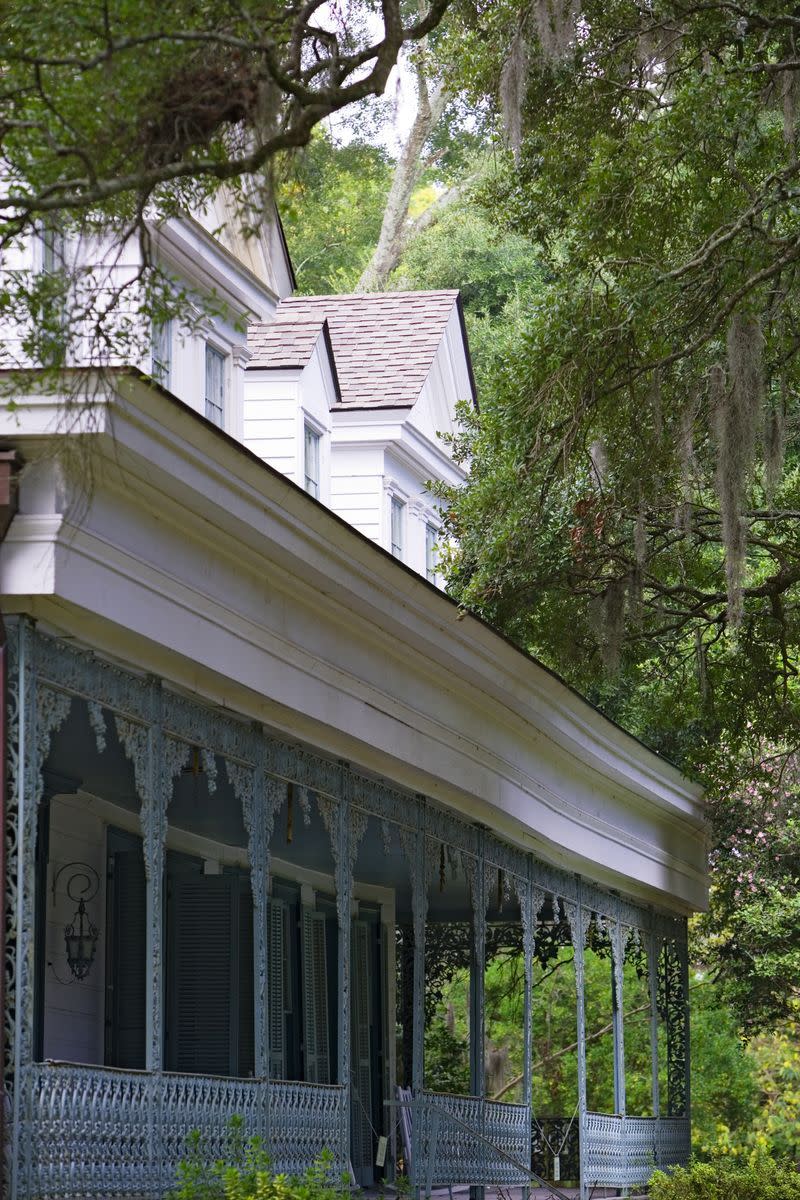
top-left (238, 884), bottom-right (255, 1077)
top-left (108, 847), bottom-right (146, 1069)
top-left (351, 919), bottom-right (374, 1181)
top-left (268, 898), bottom-right (288, 1078)
top-left (169, 875), bottom-right (234, 1075)
top-left (301, 907), bottom-right (330, 1083)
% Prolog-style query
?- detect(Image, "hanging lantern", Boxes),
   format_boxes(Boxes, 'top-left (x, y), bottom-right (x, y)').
top-left (54, 863), bottom-right (100, 982)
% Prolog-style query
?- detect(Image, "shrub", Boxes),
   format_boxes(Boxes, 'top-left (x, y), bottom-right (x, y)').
top-left (170, 1117), bottom-right (343, 1200)
top-left (649, 1155), bottom-right (800, 1200)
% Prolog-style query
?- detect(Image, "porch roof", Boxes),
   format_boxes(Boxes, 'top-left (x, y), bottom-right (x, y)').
top-left (0, 369), bottom-right (707, 913)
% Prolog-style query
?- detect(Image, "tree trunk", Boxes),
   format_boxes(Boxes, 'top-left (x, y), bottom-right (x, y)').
top-left (356, 66), bottom-right (448, 292)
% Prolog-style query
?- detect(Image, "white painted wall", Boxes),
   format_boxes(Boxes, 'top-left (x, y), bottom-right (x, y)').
top-left (42, 794), bottom-right (106, 1065)
top-left (243, 336), bottom-right (336, 503)
top-left (330, 444), bottom-right (385, 543)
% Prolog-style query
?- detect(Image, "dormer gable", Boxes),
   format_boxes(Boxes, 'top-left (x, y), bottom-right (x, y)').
top-left (192, 184), bottom-right (296, 301)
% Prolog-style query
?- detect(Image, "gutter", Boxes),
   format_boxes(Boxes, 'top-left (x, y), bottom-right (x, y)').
top-left (0, 447), bottom-right (20, 1174)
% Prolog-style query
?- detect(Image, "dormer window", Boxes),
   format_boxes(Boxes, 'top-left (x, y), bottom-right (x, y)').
top-left (304, 424), bottom-right (321, 499)
top-left (205, 344), bottom-right (226, 428)
top-left (425, 523), bottom-right (439, 583)
top-left (390, 497), bottom-right (405, 560)
top-left (41, 222), bottom-right (64, 274)
top-left (151, 319), bottom-right (172, 389)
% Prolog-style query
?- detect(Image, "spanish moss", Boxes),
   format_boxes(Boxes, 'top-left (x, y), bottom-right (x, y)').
top-left (713, 313), bottom-right (763, 629)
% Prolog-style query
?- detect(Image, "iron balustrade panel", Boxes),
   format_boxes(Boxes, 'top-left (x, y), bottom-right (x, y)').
top-left (28, 1063), bottom-right (156, 1198)
top-left (268, 1080), bottom-right (347, 1177)
top-left (656, 1115), bottom-right (691, 1171)
top-left (530, 1115), bottom-right (580, 1182)
top-left (624, 1116), bottom-right (659, 1189)
top-left (26, 1063), bottom-right (346, 1198)
top-left (582, 1111), bottom-right (691, 1190)
top-left (582, 1111), bottom-right (625, 1190)
top-left (417, 1092), bottom-right (530, 1188)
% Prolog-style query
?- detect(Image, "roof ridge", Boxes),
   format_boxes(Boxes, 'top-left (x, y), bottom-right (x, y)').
top-left (281, 289), bottom-right (460, 303)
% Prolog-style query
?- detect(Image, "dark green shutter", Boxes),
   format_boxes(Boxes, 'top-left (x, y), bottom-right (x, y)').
top-left (238, 883), bottom-right (255, 1077)
top-left (107, 847), bottom-right (146, 1069)
top-left (351, 919), bottom-right (374, 1181)
top-left (168, 875), bottom-right (234, 1075)
top-left (268, 898), bottom-right (288, 1078)
top-left (301, 907), bottom-right (330, 1083)
top-left (167, 872), bottom-right (254, 1077)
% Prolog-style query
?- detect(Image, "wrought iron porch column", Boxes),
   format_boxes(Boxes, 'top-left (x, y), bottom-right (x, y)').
top-left (679, 928), bottom-right (691, 1126)
top-left (520, 868), bottom-right (542, 1200)
top-left (468, 830), bottom-right (486, 1200)
top-left (410, 797), bottom-right (427, 1192)
top-left (611, 913), bottom-right (626, 1118)
top-left (565, 885), bottom-right (588, 1200)
top-left (228, 732), bottom-right (272, 1142)
top-left (647, 923), bottom-right (661, 1119)
top-left (336, 762), bottom-right (353, 1177)
top-left (9, 620), bottom-right (74, 1200)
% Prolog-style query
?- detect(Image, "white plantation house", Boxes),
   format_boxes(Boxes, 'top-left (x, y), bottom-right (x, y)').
top-left (0, 195), bottom-right (706, 1200)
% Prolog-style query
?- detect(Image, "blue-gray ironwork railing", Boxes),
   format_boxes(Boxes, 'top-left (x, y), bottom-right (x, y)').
top-left (2, 619), bottom-right (692, 1200)
top-left (531, 1115), bottom-right (581, 1183)
top-left (27, 1062), bottom-right (346, 1198)
top-left (414, 1092), bottom-right (531, 1189)
top-left (582, 1111), bottom-right (691, 1192)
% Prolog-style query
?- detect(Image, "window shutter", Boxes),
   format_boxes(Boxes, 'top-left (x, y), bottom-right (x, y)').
top-left (238, 884), bottom-right (255, 1077)
top-left (268, 898), bottom-right (288, 1079)
top-left (107, 847), bottom-right (146, 1069)
top-left (168, 875), bottom-right (234, 1076)
top-left (301, 907), bottom-right (330, 1083)
top-left (351, 919), bottom-right (374, 1179)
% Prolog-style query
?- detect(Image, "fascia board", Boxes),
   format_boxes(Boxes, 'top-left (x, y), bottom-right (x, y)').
top-left (11, 382), bottom-right (703, 825)
top-left (150, 219), bottom-right (278, 320)
top-left (156, 387), bottom-right (701, 820)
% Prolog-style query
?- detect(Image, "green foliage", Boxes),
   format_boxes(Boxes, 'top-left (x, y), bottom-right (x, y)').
top-left (424, 1016), bottom-right (471, 1093)
top-left (649, 1154), bottom-right (800, 1199)
top-left (278, 132), bottom-right (394, 294)
top-left (171, 1118), bottom-right (341, 1200)
top-left (438, 0), bottom-right (800, 760)
top-left (689, 977), bottom-right (761, 1157)
top-left (694, 742), bottom-right (800, 1033)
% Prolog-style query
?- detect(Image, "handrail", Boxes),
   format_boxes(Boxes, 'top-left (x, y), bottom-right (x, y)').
top-left (386, 1096), bottom-right (575, 1200)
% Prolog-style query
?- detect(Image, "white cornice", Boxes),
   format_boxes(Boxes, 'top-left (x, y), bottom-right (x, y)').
top-left (150, 219), bottom-right (278, 321)
top-left (0, 380), bottom-right (707, 911)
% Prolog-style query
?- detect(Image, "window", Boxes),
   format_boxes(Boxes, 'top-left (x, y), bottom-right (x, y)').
top-left (151, 319), bottom-right (172, 389)
top-left (41, 222), bottom-right (64, 274)
top-left (205, 344), bottom-right (226, 427)
top-left (390, 496), bottom-right (405, 559)
top-left (304, 425), bottom-right (321, 498)
top-left (425, 524), bottom-right (439, 583)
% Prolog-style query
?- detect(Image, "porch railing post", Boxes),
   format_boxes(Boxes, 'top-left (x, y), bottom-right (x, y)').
top-left (647, 920), bottom-right (661, 1121)
top-left (566, 883), bottom-right (588, 1200)
top-left (411, 797), bottom-right (427, 1193)
top-left (521, 867), bottom-right (540, 1200)
top-left (336, 762), bottom-right (352, 1178)
top-left (144, 679), bottom-right (167, 1196)
top-left (469, 829), bottom-right (486, 1200)
top-left (680, 922), bottom-right (691, 1130)
top-left (9, 620), bottom-right (73, 1200)
top-left (612, 908), bottom-right (626, 1120)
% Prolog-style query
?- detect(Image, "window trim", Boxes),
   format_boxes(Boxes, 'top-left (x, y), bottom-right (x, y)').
top-left (303, 422), bottom-right (321, 499)
top-left (151, 318), bottom-right (172, 391)
top-left (204, 342), bottom-right (227, 428)
top-left (425, 522), bottom-right (440, 584)
top-left (390, 495), bottom-right (406, 560)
